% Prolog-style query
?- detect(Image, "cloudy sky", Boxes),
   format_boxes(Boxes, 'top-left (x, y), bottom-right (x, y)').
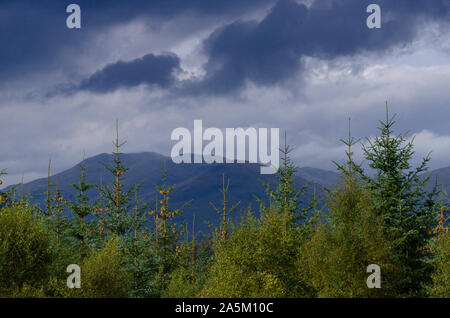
top-left (0, 0), bottom-right (449, 187)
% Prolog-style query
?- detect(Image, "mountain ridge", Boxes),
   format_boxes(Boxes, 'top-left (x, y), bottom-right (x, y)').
top-left (4, 151), bottom-right (450, 233)
top-left (3, 152), bottom-right (339, 233)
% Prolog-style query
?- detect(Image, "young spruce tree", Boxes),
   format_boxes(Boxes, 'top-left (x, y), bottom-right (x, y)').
top-left (0, 169), bottom-right (9, 206)
top-left (98, 120), bottom-right (133, 236)
top-left (69, 153), bottom-right (97, 256)
top-left (148, 162), bottom-right (187, 294)
top-left (429, 192), bottom-right (450, 297)
top-left (302, 118), bottom-right (395, 297)
top-left (360, 104), bottom-right (439, 296)
top-left (202, 136), bottom-right (313, 297)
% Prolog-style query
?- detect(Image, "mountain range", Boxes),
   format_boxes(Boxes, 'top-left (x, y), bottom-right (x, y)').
top-left (3, 151), bottom-right (449, 235)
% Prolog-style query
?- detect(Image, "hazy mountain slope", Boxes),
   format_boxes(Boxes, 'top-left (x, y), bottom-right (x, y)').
top-left (5, 152), bottom-right (340, 234)
top-left (6, 152), bottom-right (450, 233)
top-left (424, 167), bottom-right (450, 193)
top-left (295, 166), bottom-right (340, 188)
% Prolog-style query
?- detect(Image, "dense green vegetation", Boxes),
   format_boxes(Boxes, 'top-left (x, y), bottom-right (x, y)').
top-left (0, 110), bottom-right (448, 298)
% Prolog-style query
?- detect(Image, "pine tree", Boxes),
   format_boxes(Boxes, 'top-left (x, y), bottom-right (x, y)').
top-left (94, 176), bottom-right (108, 237)
top-left (261, 132), bottom-right (310, 222)
top-left (163, 213), bottom-right (214, 298)
top-left (97, 120), bottom-right (133, 236)
top-left (429, 192), bottom-right (450, 297)
top-left (122, 184), bottom-right (158, 297)
top-left (210, 174), bottom-right (240, 240)
top-left (20, 172), bottom-right (25, 202)
top-left (302, 118), bottom-right (395, 297)
top-left (202, 140), bottom-right (313, 297)
top-left (190, 214), bottom-right (196, 268)
top-left (79, 238), bottom-right (132, 298)
top-left (0, 169), bottom-right (9, 205)
top-left (44, 160), bottom-right (55, 217)
top-left (69, 153), bottom-right (96, 256)
top-left (360, 103), bottom-right (439, 296)
top-left (49, 179), bottom-right (68, 244)
top-left (71, 153), bottom-right (95, 220)
top-left (148, 162), bottom-right (188, 293)
top-left (201, 205), bottom-right (312, 297)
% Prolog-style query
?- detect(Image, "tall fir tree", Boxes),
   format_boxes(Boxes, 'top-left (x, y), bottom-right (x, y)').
top-left (49, 179), bottom-right (69, 244)
top-left (303, 118), bottom-right (395, 297)
top-left (210, 174), bottom-right (240, 240)
top-left (202, 138), bottom-right (313, 297)
top-left (261, 132), bottom-right (310, 223)
top-left (429, 191), bottom-right (450, 297)
top-left (0, 169), bottom-right (9, 205)
top-left (39, 160), bottom-right (55, 217)
top-left (360, 103), bottom-right (439, 296)
top-left (98, 120), bottom-right (133, 236)
top-left (69, 153), bottom-right (96, 256)
top-left (148, 162), bottom-right (188, 293)
top-left (122, 184), bottom-right (159, 297)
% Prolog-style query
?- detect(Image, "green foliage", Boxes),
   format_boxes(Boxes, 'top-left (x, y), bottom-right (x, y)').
top-left (164, 262), bottom-right (209, 298)
top-left (429, 196), bottom-right (450, 297)
top-left (202, 143), bottom-right (314, 298)
top-left (122, 236), bottom-right (160, 298)
top-left (261, 133), bottom-right (309, 221)
top-left (121, 189), bottom-right (160, 298)
top-left (201, 207), bottom-right (311, 297)
top-left (43, 277), bottom-right (78, 298)
top-left (164, 237), bottom-right (213, 298)
top-left (42, 160), bottom-right (55, 217)
top-left (302, 120), bottom-right (396, 297)
top-left (97, 120), bottom-right (133, 236)
top-left (48, 182), bottom-right (70, 243)
top-left (210, 174), bottom-right (240, 240)
top-left (10, 283), bottom-right (47, 298)
top-left (1, 112), bottom-right (448, 298)
top-left (0, 169), bottom-right (12, 206)
top-left (41, 238), bottom-right (132, 298)
top-left (429, 230), bottom-right (450, 297)
top-left (360, 105), bottom-right (439, 296)
top-left (79, 237), bottom-right (132, 298)
top-left (302, 177), bottom-right (396, 297)
top-left (71, 155), bottom-right (96, 219)
top-left (147, 162), bottom-right (188, 293)
top-left (69, 154), bottom-right (98, 256)
top-left (0, 203), bottom-right (53, 295)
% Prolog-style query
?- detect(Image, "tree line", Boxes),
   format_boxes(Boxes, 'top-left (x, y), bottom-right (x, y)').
top-left (0, 107), bottom-right (448, 298)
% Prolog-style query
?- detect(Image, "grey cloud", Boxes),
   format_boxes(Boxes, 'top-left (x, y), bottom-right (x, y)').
top-left (69, 0), bottom-right (450, 95)
top-left (190, 0), bottom-right (450, 94)
top-left (0, 0), bottom-right (275, 84)
top-left (79, 53), bottom-right (181, 92)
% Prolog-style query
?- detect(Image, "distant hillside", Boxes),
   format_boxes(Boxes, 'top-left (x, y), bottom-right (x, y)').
top-left (424, 166), bottom-right (450, 193)
top-left (5, 152), bottom-right (450, 233)
top-left (4, 152), bottom-right (339, 235)
top-left (295, 166), bottom-right (339, 188)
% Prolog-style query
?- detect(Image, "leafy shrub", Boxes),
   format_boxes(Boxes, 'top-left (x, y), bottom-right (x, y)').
top-left (302, 178), bottom-right (396, 297)
top-left (0, 203), bottom-right (53, 296)
top-left (201, 209), bottom-right (311, 297)
top-left (164, 265), bottom-right (208, 298)
top-left (80, 237), bottom-right (131, 297)
top-left (429, 226), bottom-right (450, 297)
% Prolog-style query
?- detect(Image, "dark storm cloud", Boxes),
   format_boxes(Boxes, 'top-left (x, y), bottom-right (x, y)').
top-left (2, 0), bottom-right (449, 93)
top-left (0, 1), bottom-right (74, 82)
top-left (0, 0), bottom-right (274, 83)
top-left (79, 53), bottom-right (181, 92)
top-left (192, 0), bottom-right (450, 94)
